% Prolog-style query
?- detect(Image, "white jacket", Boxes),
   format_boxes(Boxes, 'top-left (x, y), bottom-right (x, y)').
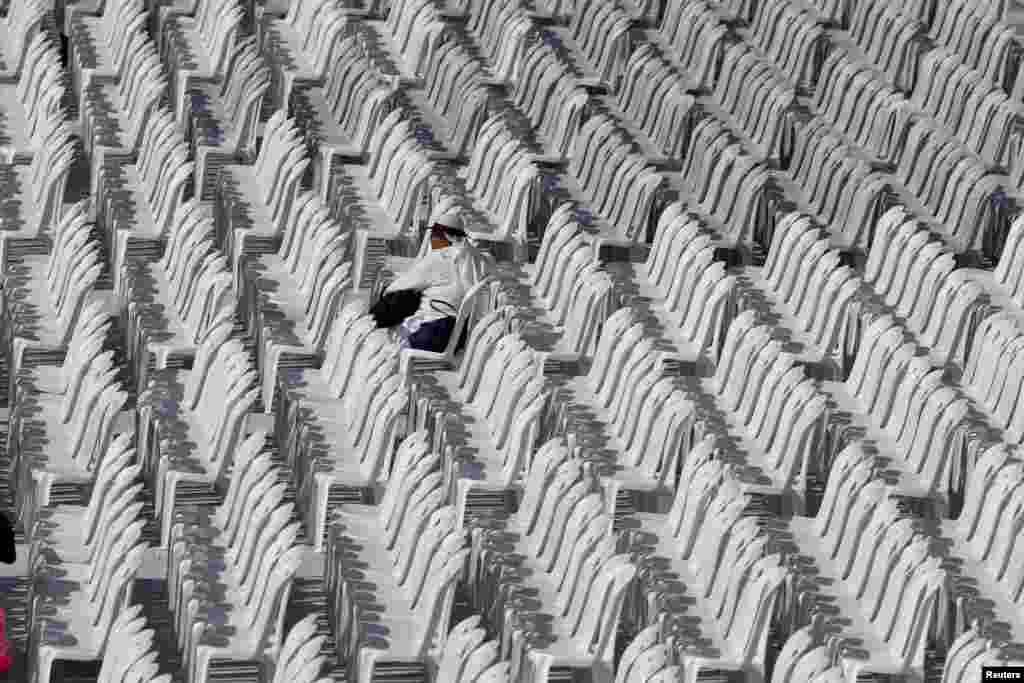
top-left (385, 244), bottom-right (485, 323)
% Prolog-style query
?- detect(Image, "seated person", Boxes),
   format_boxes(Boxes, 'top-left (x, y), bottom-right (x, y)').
top-left (378, 211), bottom-right (487, 353)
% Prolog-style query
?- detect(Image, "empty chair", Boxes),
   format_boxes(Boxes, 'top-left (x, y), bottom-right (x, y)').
top-left (512, 539), bottom-right (638, 682)
top-left (93, 608), bottom-right (172, 683)
top-left (160, 0), bottom-right (246, 129)
top-left (28, 433), bottom-right (141, 568)
top-left (778, 110), bottom-right (887, 247)
top-left (28, 538), bottom-right (147, 683)
top-left (616, 625), bottom-right (671, 683)
top-left (257, 0), bottom-right (361, 108)
top-left (832, 0), bottom-right (927, 91)
top-left (347, 0), bottom-right (491, 162)
top-left (822, 313), bottom-right (974, 512)
top-left (545, 113), bottom-right (667, 253)
top-left (935, 444), bottom-right (1024, 641)
top-left (415, 324), bottom-right (552, 525)
top-left (327, 479), bottom-right (467, 683)
top-left (6, 298), bottom-right (112, 413)
top-left (656, 0), bottom-right (729, 91)
top-left (266, 614), bottom-right (329, 683)
top-left (396, 19), bottom-right (494, 160)
top-left (495, 208), bottom-right (617, 361)
top-left (145, 337), bottom-right (258, 546)
top-left (216, 111), bottom-right (311, 287)
top-left (545, 311), bottom-right (698, 508)
top-left (473, 456), bottom-right (634, 683)
top-left (740, 0), bottom-right (830, 91)
top-left (3, 201), bottom-right (104, 380)
top-left (962, 211), bottom-right (1024, 319)
top-left (66, 0), bottom-right (148, 107)
top-left (958, 314), bottom-right (1024, 445)
top-left (0, 123), bottom-right (77, 271)
top-left (500, 42), bottom-right (591, 159)
top-left (0, 34), bottom-right (68, 164)
top-left (241, 189), bottom-right (352, 412)
top-left (603, 204), bottom-right (738, 372)
top-left (696, 42), bottom-right (797, 164)
top-left (783, 446), bottom-right (948, 681)
top-left (772, 618), bottom-right (833, 683)
top-left (97, 106), bottom-right (194, 285)
top-left (671, 117), bottom-right (777, 258)
top-left (941, 624), bottom-right (1011, 683)
top-left (288, 27), bottom-right (402, 199)
top-left (539, 0), bottom-right (635, 93)
top-left (11, 349), bottom-right (129, 534)
top-left (189, 38), bottom-right (271, 198)
top-left (433, 616), bottom-right (491, 683)
top-left (81, 30), bottom-right (167, 184)
top-left (930, 0), bottom-right (1020, 96)
top-left (738, 210), bottom-right (864, 378)
top-left (175, 499), bottom-right (304, 681)
top-left (121, 200), bottom-right (236, 394)
top-left (273, 300), bottom-right (393, 460)
top-left (606, 44), bottom-right (697, 163)
top-left (0, 0), bottom-right (51, 81)
top-left (165, 430), bottom-right (281, 615)
top-left (811, 51), bottom-right (911, 166)
top-left (910, 47), bottom-right (1022, 177)
top-left (624, 443), bottom-right (788, 682)
top-left (863, 206), bottom-right (989, 369)
top-left (669, 312), bottom-right (829, 511)
top-left (297, 365), bottom-right (410, 548)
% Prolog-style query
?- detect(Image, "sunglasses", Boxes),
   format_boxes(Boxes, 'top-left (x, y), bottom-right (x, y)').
top-left (430, 223), bottom-right (467, 239)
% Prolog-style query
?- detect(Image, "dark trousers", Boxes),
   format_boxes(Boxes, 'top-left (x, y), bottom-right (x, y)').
top-left (402, 316), bottom-right (468, 353)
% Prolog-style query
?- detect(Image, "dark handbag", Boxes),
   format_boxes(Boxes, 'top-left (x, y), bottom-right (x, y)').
top-left (370, 289), bottom-right (423, 328)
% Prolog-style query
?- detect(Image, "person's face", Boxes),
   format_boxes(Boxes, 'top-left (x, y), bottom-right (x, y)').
top-left (430, 227), bottom-right (451, 250)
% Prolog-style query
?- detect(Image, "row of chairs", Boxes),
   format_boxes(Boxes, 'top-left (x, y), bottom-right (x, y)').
top-left (3, 0), bottom-right (1024, 680)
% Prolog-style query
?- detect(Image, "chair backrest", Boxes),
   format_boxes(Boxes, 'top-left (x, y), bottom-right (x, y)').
top-left (435, 617), bottom-right (487, 683)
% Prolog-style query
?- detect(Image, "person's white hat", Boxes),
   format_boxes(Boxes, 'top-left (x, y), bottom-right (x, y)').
top-left (431, 208), bottom-right (466, 234)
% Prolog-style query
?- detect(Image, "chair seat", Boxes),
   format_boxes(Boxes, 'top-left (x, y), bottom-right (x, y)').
top-left (191, 81), bottom-right (245, 149)
top-left (0, 97), bottom-right (39, 163)
top-left (17, 365), bottom-right (68, 395)
top-left (596, 90), bottom-right (696, 164)
top-left (818, 381), bottom-right (948, 502)
top-left (736, 265), bottom-right (845, 375)
top-left (68, 16), bottom-right (121, 78)
top-left (961, 267), bottom-right (1024, 320)
top-left (0, 25), bottom-right (20, 79)
top-left (164, 18), bottom-right (222, 75)
top-left (939, 541), bottom-right (1024, 641)
top-left (103, 163), bottom-right (165, 238)
top-left (260, 20), bottom-right (321, 82)
top-left (292, 85), bottom-right (362, 155)
top-left (330, 503), bottom-right (387, 542)
top-left (783, 521), bottom-right (927, 677)
top-left (0, 163), bottom-right (49, 232)
top-left (82, 81), bottom-right (136, 152)
top-left (334, 162), bottom-right (406, 240)
top-left (220, 164), bottom-right (278, 229)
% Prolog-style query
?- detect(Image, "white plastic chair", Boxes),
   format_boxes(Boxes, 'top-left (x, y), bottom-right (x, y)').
top-left (160, 0), bottom-right (246, 130)
top-left (189, 37), bottom-right (271, 198)
top-left (28, 540), bottom-right (147, 683)
top-left (120, 200), bottom-right (236, 394)
top-left (218, 111), bottom-right (310, 286)
top-left (0, 33), bottom-right (68, 164)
